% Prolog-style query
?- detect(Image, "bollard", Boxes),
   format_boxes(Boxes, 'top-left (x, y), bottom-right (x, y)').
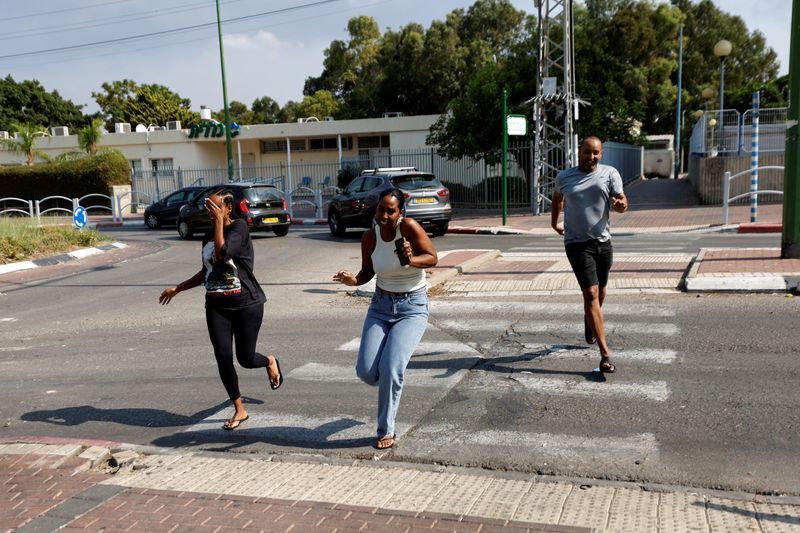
top-left (722, 171), bottom-right (731, 226)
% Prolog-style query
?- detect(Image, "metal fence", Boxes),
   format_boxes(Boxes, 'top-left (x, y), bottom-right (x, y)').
top-left (690, 107), bottom-right (787, 156)
top-left (131, 141), bottom-right (643, 212)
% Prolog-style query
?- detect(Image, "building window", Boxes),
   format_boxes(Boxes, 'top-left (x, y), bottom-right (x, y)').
top-left (151, 158), bottom-right (174, 176)
top-left (261, 140), bottom-right (283, 153)
top-left (309, 136), bottom-right (352, 151)
top-left (129, 159), bottom-right (142, 177)
top-left (358, 135), bottom-right (390, 149)
top-left (260, 139), bottom-right (307, 153)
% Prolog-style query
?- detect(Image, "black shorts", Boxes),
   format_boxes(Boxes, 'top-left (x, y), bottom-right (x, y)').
top-left (565, 239), bottom-right (613, 290)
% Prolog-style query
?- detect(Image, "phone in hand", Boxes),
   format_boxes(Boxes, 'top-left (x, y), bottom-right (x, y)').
top-left (395, 238), bottom-right (411, 266)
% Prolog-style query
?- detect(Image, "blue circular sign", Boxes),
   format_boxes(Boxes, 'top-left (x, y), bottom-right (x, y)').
top-left (73, 206), bottom-right (88, 229)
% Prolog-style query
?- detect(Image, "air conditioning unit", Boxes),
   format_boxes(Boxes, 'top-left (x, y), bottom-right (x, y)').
top-left (0, 131), bottom-right (8, 140)
top-left (152, 126), bottom-right (167, 131)
top-left (297, 118), bottom-right (305, 123)
top-left (324, 116), bottom-right (335, 122)
top-left (199, 106), bottom-right (212, 120)
top-left (114, 122), bottom-right (131, 134)
top-left (382, 112), bottom-right (404, 118)
top-left (51, 126), bottom-right (69, 136)
top-left (166, 121), bottom-right (181, 131)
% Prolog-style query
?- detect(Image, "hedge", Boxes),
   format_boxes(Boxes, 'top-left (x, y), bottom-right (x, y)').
top-left (0, 151), bottom-right (131, 200)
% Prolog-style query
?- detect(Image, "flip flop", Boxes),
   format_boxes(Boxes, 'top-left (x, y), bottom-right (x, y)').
top-left (374, 434), bottom-right (395, 450)
top-left (268, 355), bottom-right (283, 390)
top-left (599, 357), bottom-right (616, 373)
top-left (222, 415), bottom-right (249, 430)
top-left (584, 316), bottom-right (597, 345)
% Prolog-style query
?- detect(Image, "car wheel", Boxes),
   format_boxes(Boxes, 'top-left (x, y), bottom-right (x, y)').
top-left (273, 226), bottom-right (289, 237)
top-left (328, 210), bottom-right (346, 236)
top-left (144, 213), bottom-right (160, 229)
top-left (432, 221), bottom-right (449, 237)
top-left (177, 220), bottom-right (193, 240)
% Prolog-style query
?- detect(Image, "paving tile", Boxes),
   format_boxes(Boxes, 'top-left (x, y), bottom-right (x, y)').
top-left (514, 482), bottom-right (572, 525)
top-left (705, 497), bottom-right (760, 532)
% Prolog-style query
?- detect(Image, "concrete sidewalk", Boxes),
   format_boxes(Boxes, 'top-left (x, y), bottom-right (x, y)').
top-left (2, 440), bottom-right (798, 533)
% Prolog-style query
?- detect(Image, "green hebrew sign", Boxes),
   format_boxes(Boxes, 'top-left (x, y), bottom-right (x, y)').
top-left (187, 120), bottom-right (240, 139)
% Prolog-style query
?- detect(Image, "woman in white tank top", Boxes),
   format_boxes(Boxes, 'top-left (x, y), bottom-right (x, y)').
top-left (333, 188), bottom-right (438, 449)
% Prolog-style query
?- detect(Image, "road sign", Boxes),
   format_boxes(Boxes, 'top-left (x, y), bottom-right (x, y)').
top-left (73, 206), bottom-right (88, 229)
top-left (507, 115), bottom-right (527, 136)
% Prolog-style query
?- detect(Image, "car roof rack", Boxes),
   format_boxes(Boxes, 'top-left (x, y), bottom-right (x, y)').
top-left (361, 166), bottom-right (418, 175)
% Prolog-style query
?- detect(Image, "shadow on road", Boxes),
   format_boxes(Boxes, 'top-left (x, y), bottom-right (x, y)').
top-left (149, 417), bottom-right (373, 451)
top-left (20, 398), bottom-right (262, 428)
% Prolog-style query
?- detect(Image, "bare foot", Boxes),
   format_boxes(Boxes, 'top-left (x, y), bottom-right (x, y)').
top-left (223, 412), bottom-right (249, 430)
top-left (266, 355), bottom-right (283, 390)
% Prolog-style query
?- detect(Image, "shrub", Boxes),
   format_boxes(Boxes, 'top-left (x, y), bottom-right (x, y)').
top-left (0, 150), bottom-right (130, 200)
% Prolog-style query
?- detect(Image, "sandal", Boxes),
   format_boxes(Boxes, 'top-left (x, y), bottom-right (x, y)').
top-left (584, 316), bottom-right (597, 345)
top-left (599, 356), bottom-right (616, 373)
top-left (222, 415), bottom-right (249, 431)
top-left (267, 355), bottom-right (283, 390)
top-left (374, 434), bottom-right (395, 450)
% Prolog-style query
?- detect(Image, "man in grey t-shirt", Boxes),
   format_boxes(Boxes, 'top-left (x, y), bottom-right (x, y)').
top-left (552, 136), bottom-right (628, 373)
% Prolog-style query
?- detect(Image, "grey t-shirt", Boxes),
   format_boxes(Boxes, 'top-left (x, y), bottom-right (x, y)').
top-left (555, 164), bottom-right (624, 244)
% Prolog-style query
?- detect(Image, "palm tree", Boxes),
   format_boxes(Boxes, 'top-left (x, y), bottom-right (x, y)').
top-left (78, 117), bottom-right (105, 156)
top-left (0, 121), bottom-right (51, 165)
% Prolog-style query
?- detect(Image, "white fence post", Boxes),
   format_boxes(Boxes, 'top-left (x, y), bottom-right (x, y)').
top-left (722, 171), bottom-right (731, 226)
top-left (315, 189), bottom-right (323, 219)
top-left (34, 200), bottom-right (41, 222)
top-left (112, 194), bottom-right (120, 222)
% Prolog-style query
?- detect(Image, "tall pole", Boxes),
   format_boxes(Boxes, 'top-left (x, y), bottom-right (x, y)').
top-left (216, 0), bottom-right (234, 182)
top-left (782, 0), bottom-right (800, 257)
top-left (673, 23), bottom-right (684, 179)
top-left (502, 88), bottom-right (508, 225)
top-left (719, 59), bottom-right (725, 114)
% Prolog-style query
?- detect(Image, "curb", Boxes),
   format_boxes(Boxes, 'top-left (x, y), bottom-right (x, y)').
top-left (0, 242), bottom-right (128, 276)
top-left (739, 223), bottom-right (782, 233)
top-left (291, 218), bottom-right (328, 225)
top-left (427, 249), bottom-right (502, 289)
top-left (448, 225), bottom-right (530, 235)
top-left (684, 248), bottom-right (799, 292)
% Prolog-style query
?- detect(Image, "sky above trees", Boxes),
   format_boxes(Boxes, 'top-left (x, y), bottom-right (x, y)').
top-left (0, 0), bottom-right (790, 115)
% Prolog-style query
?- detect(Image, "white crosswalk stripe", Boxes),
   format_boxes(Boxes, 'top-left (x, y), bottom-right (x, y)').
top-left (435, 318), bottom-right (679, 336)
top-left (336, 338), bottom-right (482, 355)
top-left (430, 300), bottom-right (676, 317)
top-left (288, 362), bottom-right (475, 387)
top-left (408, 423), bottom-right (659, 459)
top-left (507, 374), bottom-right (670, 401)
top-left (526, 345), bottom-right (678, 364)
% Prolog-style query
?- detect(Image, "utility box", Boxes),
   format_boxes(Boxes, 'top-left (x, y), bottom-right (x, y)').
top-left (644, 134), bottom-right (675, 178)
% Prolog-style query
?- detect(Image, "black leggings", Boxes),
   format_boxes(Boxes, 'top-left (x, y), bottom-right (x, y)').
top-left (205, 303), bottom-right (268, 401)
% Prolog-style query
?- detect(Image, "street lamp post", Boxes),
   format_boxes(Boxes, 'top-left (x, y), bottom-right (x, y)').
top-left (714, 40), bottom-right (732, 112)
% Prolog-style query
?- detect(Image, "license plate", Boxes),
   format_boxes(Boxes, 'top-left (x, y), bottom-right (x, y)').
top-left (414, 197), bottom-right (436, 204)
top-left (262, 217), bottom-right (279, 223)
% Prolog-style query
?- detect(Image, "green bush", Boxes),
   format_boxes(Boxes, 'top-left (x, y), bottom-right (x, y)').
top-left (0, 151), bottom-right (130, 200)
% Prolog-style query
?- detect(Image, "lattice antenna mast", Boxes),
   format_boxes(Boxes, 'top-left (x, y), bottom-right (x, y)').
top-left (532, 0), bottom-right (578, 214)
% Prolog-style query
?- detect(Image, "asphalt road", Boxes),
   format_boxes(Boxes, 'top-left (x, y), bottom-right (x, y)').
top-left (0, 225), bottom-right (797, 495)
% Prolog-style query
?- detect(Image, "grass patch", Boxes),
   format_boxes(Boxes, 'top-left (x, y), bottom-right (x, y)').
top-left (0, 217), bottom-right (110, 264)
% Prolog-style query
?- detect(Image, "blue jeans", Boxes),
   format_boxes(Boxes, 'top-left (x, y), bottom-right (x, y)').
top-left (356, 287), bottom-right (429, 438)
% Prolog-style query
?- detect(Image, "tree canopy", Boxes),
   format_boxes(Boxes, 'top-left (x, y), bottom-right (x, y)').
top-left (92, 80), bottom-right (200, 130)
top-left (305, 0), bottom-right (781, 157)
top-left (0, 75), bottom-right (86, 132)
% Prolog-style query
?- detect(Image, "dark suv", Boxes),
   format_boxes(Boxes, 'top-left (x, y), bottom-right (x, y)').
top-left (144, 186), bottom-right (206, 229)
top-left (327, 168), bottom-right (451, 237)
top-left (176, 183), bottom-right (291, 239)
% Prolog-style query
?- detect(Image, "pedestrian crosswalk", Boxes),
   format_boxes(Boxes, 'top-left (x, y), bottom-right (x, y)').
top-left (179, 297), bottom-right (681, 467)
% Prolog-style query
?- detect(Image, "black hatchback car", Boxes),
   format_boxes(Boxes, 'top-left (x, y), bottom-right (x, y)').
top-left (176, 183), bottom-right (291, 239)
top-left (144, 186), bottom-right (206, 229)
top-left (327, 167), bottom-right (451, 237)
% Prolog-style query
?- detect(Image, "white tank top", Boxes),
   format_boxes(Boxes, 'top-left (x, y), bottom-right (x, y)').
top-left (371, 219), bottom-right (427, 293)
